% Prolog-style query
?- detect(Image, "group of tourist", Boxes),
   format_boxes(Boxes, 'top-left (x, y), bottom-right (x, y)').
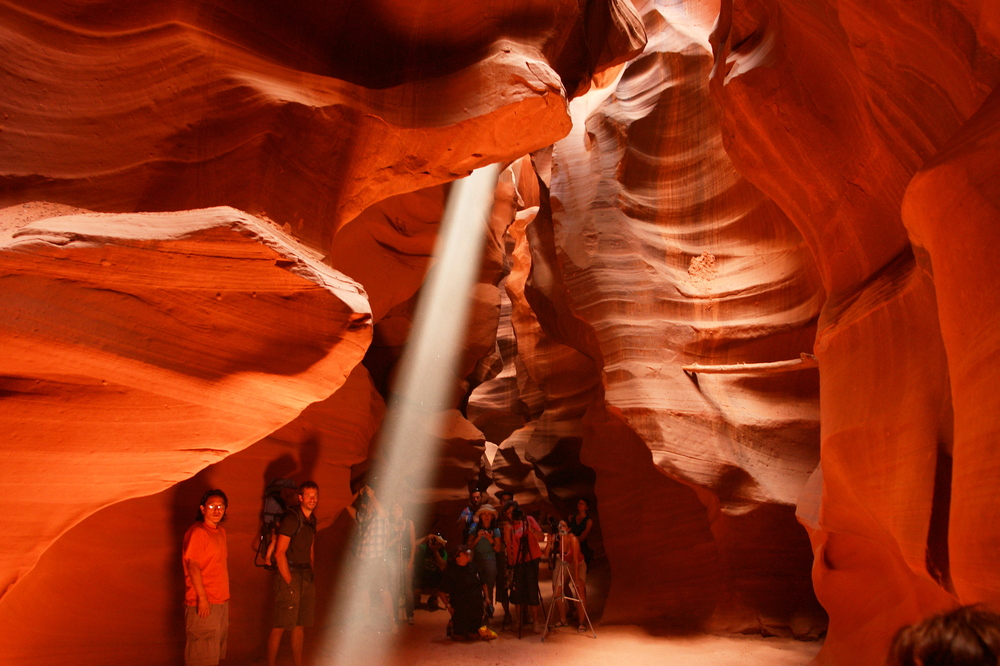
top-left (179, 482), bottom-right (598, 666)
top-left (182, 481), bottom-right (1000, 664)
top-left (182, 483), bottom-right (319, 666)
top-left (435, 488), bottom-right (596, 639)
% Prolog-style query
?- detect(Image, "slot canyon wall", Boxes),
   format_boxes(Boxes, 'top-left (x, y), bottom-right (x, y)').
top-left (1, 1), bottom-right (999, 665)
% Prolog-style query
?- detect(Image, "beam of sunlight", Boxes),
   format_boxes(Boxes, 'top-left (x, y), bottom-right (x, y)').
top-left (324, 164), bottom-right (501, 665)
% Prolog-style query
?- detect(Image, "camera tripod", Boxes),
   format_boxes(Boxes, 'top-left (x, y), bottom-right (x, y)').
top-left (541, 530), bottom-right (595, 641)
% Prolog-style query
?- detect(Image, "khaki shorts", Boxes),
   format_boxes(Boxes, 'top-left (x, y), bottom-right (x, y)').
top-left (185, 601), bottom-right (228, 666)
top-left (273, 569), bottom-right (315, 629)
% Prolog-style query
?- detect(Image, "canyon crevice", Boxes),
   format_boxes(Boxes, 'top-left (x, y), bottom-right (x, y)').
top-left (1, 0), bottom-right (998, 664)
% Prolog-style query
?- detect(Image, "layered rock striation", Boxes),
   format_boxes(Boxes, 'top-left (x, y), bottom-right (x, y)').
top-left (712, 0), bottom-right (1000, 661)
top-left (2, 0), bottom-right (1000, 664)
top-left (0, 204), bottom-right (371, 601)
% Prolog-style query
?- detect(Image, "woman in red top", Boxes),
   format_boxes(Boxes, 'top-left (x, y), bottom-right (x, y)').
top-left (502, 500), bottom-right (544, 632)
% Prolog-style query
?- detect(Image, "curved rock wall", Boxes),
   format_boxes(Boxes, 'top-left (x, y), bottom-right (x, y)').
top-left (712, 0), bottom-right (1000, 661)
top-left (0, 204), bottom-right (370, 602)
top-left (2, 0), bottom-right (999, 663)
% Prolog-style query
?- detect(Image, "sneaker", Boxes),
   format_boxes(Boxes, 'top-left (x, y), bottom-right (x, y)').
top-left (577, 624), bottom-right (587, 633)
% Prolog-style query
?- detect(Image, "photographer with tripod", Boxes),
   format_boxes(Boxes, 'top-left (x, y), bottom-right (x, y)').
top-left (545, 519), bottom-right (590, 634)
top-left (502, 500), bottom-right (544, 634)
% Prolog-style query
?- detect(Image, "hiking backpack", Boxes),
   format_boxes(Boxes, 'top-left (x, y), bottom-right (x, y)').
top-left (253, 478), bottom-right (299, 569)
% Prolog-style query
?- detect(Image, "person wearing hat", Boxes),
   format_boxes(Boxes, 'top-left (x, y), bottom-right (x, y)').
top-left (467, 504), bottom-right (502, 620)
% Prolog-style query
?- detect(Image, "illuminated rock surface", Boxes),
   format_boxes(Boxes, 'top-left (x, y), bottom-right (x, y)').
top-left (0, 204), bottom-right (371, 605)
top-left (2, 0), bottom-right (1000, 664)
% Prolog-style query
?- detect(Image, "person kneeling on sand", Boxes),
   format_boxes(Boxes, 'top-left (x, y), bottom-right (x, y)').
top-left (413, 534), bottom-right (448, 610)
top-left (439, 548), bottom-right (497, 641)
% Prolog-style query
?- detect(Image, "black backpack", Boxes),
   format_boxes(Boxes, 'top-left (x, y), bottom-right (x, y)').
top-left (253, 478), bottom-right (299, 569)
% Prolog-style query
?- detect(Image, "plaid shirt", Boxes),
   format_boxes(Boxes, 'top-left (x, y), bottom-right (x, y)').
top-left (356, 511), bottom-right (388, 560)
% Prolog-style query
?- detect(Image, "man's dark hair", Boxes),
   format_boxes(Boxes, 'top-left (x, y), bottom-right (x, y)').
top-left (889, 605), bottom-right (1000, 666)
top-left (298, 481), bottom-right (319, 495)
top-left (196, 489), bottom-right (228, 522)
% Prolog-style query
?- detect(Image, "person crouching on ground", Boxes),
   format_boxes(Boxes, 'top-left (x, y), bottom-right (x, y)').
top-left (413, 534), bottom-right (448, 610)
top-left (183, 489), bottom-right (230, 666)
top-left (439, 548), bottom-right (496, 641)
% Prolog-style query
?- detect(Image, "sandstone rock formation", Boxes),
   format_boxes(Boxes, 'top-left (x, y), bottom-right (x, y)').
top-left (0, 204), bottom-right (371, 603)
top-left (712, 0), bottom-right (1000, 662)
top-left (2, 0), bottom-right (1000, 664)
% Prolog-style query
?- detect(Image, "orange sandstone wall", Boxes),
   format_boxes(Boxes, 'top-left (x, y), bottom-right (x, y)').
top-left (711, 0), bottom-right (1000, 662)
top-left (2, 0), bottom-right (999, 664)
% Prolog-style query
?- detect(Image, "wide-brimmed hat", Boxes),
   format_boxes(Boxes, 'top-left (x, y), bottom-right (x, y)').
top-left (475, 504), bottom-right (498, 519)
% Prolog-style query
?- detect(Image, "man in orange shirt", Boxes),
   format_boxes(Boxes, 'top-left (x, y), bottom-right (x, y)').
top-left (182, 489), bottom-right (230, 666)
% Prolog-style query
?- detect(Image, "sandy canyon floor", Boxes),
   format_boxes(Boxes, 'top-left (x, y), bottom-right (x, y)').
top-left (280, 606), bottom-right (822, 666)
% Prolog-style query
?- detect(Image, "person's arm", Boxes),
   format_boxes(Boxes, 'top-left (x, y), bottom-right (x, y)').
top-left (578, 516), bottom-right (593, 542)
top-left (439, 590), bottom-right (453, 616)
top-left (310, 535), bottom-right (315, 569)
top-left (529, 517), bottom-right (544, 540)
top-left (364, 487), bottom-right (386, 516)
top-left (264, 528), bottom-right (277, 565)
top-left (407, 520), bottom-right (417, 569)
top-left (432, 547), bottom-right (447, 571)
top-left (188, 560), bottom-right (211, 618)
top-left (488, 527), bottom-right (502, 553)
top-left (274, 534), bottom-right (293, 585)
top-left (344, 486), bottom-right (365, 521)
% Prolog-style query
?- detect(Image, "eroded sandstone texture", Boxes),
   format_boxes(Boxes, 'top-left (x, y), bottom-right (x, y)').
top-left (2, 0), bottom-right (999, 664)
top-left (0, 204), bottom-right (371, 603)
